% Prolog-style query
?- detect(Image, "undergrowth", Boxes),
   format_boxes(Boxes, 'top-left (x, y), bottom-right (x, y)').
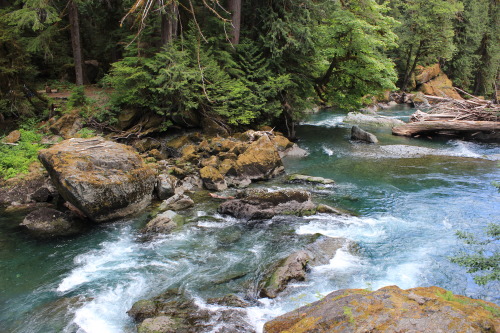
top-left (0, 129), bottom-right (46, 180)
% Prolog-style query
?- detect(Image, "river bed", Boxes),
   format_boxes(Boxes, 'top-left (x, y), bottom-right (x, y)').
top-left (0, 108), bottom-right (499, 332)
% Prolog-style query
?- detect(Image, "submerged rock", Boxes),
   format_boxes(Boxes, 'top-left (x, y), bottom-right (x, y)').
top-left (264, 286), bottom-right (500, 333)
top-left (351, 125), bottom-right (378, 144)
top-left (260, 236), bottom-right (352, 298)
top-left (218, 189), bottom-right (316, 220)
top-left (20, 207), bottom-right (86, 238)
top-left (38, 137), bottom-right (156, 222)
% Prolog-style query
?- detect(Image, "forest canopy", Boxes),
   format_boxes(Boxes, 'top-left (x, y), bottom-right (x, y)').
top-left (0, 0), bottom-right (498, 132)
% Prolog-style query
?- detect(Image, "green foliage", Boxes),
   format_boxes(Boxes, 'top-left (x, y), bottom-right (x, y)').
top-left (450, 222), bottom-right (500, 286)
top-left (312, 0), bottom-right (398, 109)
top-left (390, 0), bottom-right (463, 90)
top-left (76, 127), bottom-right (96, 138)
top-left (105, 30), bottom-right (293, 128)
top-left (0, 129), bottom-right (45, 179)
top-left (67, 86), bottom-right (87, 108)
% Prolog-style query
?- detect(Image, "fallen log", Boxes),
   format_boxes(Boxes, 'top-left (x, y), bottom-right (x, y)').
top-left (392, 121), bottom-right (500, 138)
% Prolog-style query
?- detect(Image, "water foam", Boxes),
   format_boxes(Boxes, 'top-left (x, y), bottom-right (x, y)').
top-left (301, 116), bottom-right (345, 128)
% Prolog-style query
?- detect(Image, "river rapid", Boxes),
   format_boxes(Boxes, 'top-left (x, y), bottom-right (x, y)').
top-left (1, 108), bottom-right (499, 332)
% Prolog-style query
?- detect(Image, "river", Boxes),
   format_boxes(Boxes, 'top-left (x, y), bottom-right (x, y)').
top-left (0, 108), bottom-right (499, 332)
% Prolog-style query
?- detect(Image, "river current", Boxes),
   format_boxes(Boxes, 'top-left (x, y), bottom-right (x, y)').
top-left (1, 108), bottom-right (499, 332)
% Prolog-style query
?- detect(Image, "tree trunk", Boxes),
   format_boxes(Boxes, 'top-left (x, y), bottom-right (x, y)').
top-left (228, 0), bottom-right (241, 45)
top-left (401, 41), bottom-right (423, 92)
top-left (68, 0), bottom-right (84, 86)
top-left (392, 120), bottom-right (500, 137)
top-left (161, 1), bottom-right (179, 45)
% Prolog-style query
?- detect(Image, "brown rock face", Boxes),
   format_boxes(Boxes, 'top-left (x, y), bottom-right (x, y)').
top-left (420, 74), bottom-right (463, 99)
top-left (264, 285), bottom-right (500, 333)
top-left (38, 137), bottom-right (155, 222)
top-left (415, 64), bottom-right (441, 84)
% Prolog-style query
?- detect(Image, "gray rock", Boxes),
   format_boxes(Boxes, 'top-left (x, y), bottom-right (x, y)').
top-left (20, 207), bottom-right (85, 238)
top-left (279, 144), bottom-right (308, 158)
top-left (38, 137), bottom-right (156, 222)
top-left (156, 174), bottom-right (178, 200)
top-left (351, 125), bottom-right (379, 144)
top-left (260, 236), bottom-right (351, 298)
top-left (159, 194), bottom-right (194, 211)
top-left (141, 212), bottom-right (177, 234)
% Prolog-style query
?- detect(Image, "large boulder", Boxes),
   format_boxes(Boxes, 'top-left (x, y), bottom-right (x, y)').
top-left (159, 193), bottom-right (194, 211)
top-left (20, 207), bottom-right (85, 238)
top-left (260, 236), bottom-right (351, 298)
top-left (38, 137), bottom-right (156, 222)
top-left (218, 189), bottom-right (317, 220)
top-left (264, 286), bottom-right (500, 333)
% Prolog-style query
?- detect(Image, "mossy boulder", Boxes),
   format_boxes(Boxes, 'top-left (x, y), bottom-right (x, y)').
top-left (49, 110), bottom-right (83, 139)
top-left (38, 137), bottom-right (156, 222)
top-left (230, 135), bottom-right (284, 181)
top-left (199, 166), bottom-right (227, 191)
top-left (264, 286), bottom-right (500, 333)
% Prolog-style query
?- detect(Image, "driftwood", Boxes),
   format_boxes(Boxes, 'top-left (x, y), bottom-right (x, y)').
top-left (395, 90), bottom-right (500, 140)
top-left (392, 121), bottom-right (499, 137)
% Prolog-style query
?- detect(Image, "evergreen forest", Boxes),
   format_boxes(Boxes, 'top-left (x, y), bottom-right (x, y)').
top-left (0, 0), bottom-right (499, 133)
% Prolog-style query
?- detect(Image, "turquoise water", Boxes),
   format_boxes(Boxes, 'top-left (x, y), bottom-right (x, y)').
top-left (0, 108), bottom-right (499, 332)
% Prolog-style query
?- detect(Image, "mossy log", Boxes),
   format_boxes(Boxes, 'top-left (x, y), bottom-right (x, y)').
top-left (392, 121), bottom-right (500, 137)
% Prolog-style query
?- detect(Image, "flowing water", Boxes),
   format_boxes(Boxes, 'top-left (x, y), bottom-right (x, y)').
top-left (1, 107), bottom-right (499, 332)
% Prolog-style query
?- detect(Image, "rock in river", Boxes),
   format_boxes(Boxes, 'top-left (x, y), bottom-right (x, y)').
top-left (260, 236), bottom-right (352, 298)
top-left (38, 137), bottom-right (156, 222)
top-left (351, 125), bottom-right (378, 144)
top-left (218, 189), bottom-right (317, 220)
top-left (264, 285), bottom-right (500, 333)
top-left (20, 207), bottom-right (86, 238)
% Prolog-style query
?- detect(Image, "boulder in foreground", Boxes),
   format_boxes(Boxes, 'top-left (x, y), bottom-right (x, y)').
top-left (264, 285), bottom-right (500, 333)
top-left (38, 137), bottom-right (156, 222)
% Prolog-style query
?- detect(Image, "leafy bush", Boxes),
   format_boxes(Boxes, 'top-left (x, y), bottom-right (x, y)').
top-left (67, 86), bottom-right (87, 108)
top-left (450, 223), bottom-right (500, 285)
top-left (0, 129), bottom-right (45, 179)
